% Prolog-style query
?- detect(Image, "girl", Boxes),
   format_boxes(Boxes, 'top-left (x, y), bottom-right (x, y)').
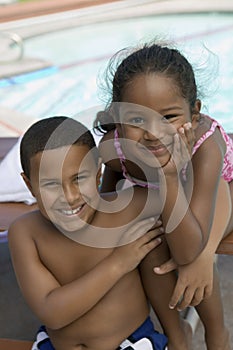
top-left (94, 42), bottom-right (233, 349)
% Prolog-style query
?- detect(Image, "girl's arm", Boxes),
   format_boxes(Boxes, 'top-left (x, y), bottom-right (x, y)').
top-left (154, 151), bottom-right (231, 311)
top-left (160, 129), bottom-right (225, 265)
top-left (98, 130), bottom-right (125, 193)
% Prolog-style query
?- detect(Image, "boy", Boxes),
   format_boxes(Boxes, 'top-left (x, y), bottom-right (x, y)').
top-left (8, 116), bottom-right (168, 350)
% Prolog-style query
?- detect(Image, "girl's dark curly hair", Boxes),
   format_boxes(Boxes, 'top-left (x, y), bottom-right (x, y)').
top-left (94, 41), bottom-right (198, 134)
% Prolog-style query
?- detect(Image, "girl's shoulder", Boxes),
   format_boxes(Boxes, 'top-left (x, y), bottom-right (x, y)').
top-left (98, 129), bottom-right (122, 171)
top-left (99, 129), bottom-right (115, 143)
top-left (195, 114), bottom-right (213, 139)
top-left (194, 114), bottom-right (226, 154)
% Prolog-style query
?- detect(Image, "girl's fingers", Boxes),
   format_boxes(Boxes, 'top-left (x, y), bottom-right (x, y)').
top-left (153, 258), bottom-right (177, 274)
top-left (189, 287), bottom-right (204, 307)
top-left (169, 282), bottom-right (186, 310)
top-left (172, 134), bottom-right (187, 169)
top-left (183, 122), bottom-right (195, 153)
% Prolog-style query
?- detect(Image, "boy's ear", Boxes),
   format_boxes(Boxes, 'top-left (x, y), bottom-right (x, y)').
top-left (21, 173), bottom-right (35, 197)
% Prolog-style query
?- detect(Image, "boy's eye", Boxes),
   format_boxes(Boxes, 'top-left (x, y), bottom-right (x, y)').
top-left (41, 181), bottom-right (59, 188)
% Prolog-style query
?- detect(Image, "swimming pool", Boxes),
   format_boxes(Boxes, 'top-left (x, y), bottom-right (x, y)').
top-left (0, 6), bottom-right (233, 134)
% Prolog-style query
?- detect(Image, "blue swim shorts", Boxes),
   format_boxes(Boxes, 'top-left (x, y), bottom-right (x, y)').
top-left (32, 317), bottom-right (168, 350)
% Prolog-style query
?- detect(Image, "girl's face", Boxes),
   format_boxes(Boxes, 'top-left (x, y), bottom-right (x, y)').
top-left (117, 73), bottom-right (198, 168)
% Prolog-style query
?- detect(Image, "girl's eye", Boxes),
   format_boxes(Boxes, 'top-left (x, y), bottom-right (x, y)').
top-left (76, 176), bottom-right (85, 182)
top-left (129, 116), bottom-right (144, 125)
top-left (163, 114), bottom-right (177, 121)
top-left (75, 174), bottom-right (89, 182)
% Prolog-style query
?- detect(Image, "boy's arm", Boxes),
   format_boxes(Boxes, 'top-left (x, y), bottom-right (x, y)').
top-left (8, 217), bottom-right (160, 330)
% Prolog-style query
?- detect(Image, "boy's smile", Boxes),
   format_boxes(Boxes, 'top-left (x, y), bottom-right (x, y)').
top-left (27, 144), bottom-right (101, 233)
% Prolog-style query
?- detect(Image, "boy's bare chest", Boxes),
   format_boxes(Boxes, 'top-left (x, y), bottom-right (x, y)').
top-left (36, 230), bottom-right (112, 284)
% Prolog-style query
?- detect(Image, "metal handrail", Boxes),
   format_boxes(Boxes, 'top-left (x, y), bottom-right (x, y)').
top-left (0, 31), bottom-right (24, 63)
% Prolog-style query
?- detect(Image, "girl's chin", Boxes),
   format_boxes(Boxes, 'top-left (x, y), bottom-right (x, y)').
top-left (139, 154), bottom-right (171, 169)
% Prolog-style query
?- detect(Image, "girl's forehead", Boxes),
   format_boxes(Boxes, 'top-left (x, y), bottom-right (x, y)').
top-left (126, 73), bottom-right (176, 87)
top-left (121, 74), bottom-right (185, 112)
top-left (122, 74), bottom-right (179, 99)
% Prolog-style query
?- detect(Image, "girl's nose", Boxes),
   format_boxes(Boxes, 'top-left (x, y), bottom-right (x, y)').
top-left (143, 121), bottom-right (165, 141)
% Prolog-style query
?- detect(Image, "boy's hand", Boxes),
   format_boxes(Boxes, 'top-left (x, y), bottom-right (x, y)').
top-left (112, 219), bottom-right (163, 275)
top-left (154, 251), bottom-right (214, 311)
top-left (118, 217), bottom-right (163, 245)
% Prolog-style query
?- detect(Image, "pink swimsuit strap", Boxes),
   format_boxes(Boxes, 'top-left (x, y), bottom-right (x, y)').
top-left (192, 119), bottom-right (218, 156)
top-left (114, 116), bottom-right (233, 185)
top-left (190, 115), bottom-right (233, 182)
top-left (181, 118), bottom-right (219, 181)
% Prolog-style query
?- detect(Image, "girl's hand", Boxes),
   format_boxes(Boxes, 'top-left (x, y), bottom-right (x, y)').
top-left (178, 122), bottom-right (195, 157)
top-left (154, 251), bottom-right (214, 311)
top-left (153, 257), bottom-right (177, 275)
top-left (161, 128), bottom-right (193, 176)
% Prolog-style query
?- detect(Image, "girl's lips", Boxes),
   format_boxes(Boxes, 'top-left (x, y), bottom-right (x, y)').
top-left (143, 144), bottom-right (170, 156)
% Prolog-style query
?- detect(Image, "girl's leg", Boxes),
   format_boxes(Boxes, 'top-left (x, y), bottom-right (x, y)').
top-left (195, 178), bottom-right (231, 350)
top-left (140, 237), bottom-right (192, 350)
top-left (195, 265), bottom-right (230, 350)
top-left (225, 181), bottom-right (233, 234)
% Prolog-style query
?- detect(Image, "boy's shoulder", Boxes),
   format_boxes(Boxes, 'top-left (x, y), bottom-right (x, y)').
top-left (8, 209), bottom-right (49, 242)
top-left (99, 186), bottom-right (156, 222)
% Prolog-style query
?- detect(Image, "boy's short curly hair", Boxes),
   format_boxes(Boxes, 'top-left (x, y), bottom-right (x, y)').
top-left (20, 116), bottom-right (98, 178)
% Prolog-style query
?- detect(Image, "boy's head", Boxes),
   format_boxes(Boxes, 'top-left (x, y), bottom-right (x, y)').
top-left (20, 116), bottom-right (97, 179)
top-left (20, 116), bottom-right (101, 233)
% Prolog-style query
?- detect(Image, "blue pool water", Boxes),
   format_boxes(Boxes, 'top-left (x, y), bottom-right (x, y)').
top-left (0, 11), bottom-right (233, 132)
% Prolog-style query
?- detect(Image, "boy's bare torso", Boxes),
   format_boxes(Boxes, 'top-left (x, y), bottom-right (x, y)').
top-left (11, 188), bottom-right (155, 350)
top-left (35, 216), bottom-right (149, 350)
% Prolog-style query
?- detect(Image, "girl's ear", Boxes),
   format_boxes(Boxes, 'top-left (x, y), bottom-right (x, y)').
top-left (191, 99), bottom-right (202, 126)
top-left (21, 173), bottom-right (35, 197)
top-left (116, 122), bottom-right (122, 133)
top-left (96, 159), bottom-right (103, 187)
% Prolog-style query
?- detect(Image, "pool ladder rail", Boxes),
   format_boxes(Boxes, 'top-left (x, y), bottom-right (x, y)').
top-left (0, 31), bottom-right (53, 81)
top-left (0, 31), bottom-right (23, 63)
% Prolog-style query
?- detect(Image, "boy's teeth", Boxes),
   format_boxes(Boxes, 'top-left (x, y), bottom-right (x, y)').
top-left (62, 206), bottom-right (82, 215)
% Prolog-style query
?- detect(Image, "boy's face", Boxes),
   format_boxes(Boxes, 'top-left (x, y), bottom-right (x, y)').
top-left (25, 144), bottom-right (101, 233)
